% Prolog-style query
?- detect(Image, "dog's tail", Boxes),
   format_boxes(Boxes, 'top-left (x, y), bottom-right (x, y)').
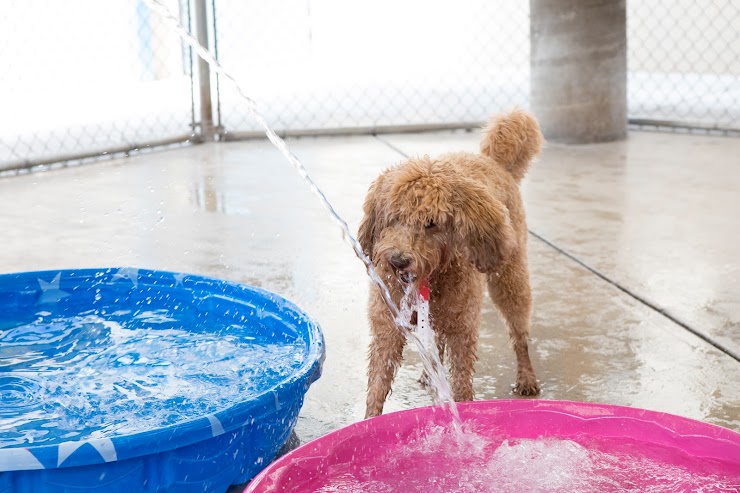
top-left (480, 109), bottom-right (543, 183)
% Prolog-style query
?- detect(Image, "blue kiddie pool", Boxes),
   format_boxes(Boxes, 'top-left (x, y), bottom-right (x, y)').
top-left (0, 268), bottom-right (324, 493)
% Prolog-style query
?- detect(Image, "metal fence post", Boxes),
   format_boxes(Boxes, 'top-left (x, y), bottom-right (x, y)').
top-left (194, 0), bottom-right (214, 139)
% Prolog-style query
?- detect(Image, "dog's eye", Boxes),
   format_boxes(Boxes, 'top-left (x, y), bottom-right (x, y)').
top-left (425, 220), bottom-right (436, 229)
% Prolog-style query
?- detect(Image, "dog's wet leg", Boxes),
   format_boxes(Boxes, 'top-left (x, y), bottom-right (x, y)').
top-left (446, 323), bottom-right (479, 402)
top-left (488, 254), bottom-right (540, 396)
top-left (365, 320), bottom-right (406, 418)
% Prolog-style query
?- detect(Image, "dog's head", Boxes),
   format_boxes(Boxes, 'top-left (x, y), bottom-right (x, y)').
top-left (358, 156), bottom-right (516, 287)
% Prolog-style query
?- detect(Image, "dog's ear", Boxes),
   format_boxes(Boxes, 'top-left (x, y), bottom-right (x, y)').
top-left (453, 179), bottom-right (517, 272)
top-left (357, 175), bottom-right (385, 260)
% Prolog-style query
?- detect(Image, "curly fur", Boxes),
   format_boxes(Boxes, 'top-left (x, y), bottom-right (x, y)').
top-left (360, 110), bottom-right (543, 418)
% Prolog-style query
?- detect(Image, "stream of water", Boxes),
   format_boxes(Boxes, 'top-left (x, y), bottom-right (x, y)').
top-left (142, 0), bottom-right (459, 422)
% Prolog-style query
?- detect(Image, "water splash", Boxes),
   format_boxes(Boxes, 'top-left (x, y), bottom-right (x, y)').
top-left (308, 429), bottom-right (740, 493)
top-left (0, 311), bottom-right (305, 447)
top-left (141, 0), bottom-right (458, 418)
top-left (397, 283), bottom-right (460, 426)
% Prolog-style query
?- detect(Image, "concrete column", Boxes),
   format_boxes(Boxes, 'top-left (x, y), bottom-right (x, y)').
top-left (530, 0), bottom-right (627, 144)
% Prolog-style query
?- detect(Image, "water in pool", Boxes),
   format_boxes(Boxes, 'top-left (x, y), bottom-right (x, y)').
top-left (0, 307), bottom-right (306, 448)
top-left (307, 424), bottom-right (739, 493)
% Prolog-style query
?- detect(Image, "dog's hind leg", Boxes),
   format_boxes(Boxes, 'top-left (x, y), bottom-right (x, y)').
top-left (488, 252), bottom-right (540, 396)
top-left (365, 311), bottom-right (406, 418)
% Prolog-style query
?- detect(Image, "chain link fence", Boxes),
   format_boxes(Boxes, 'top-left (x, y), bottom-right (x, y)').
top-left (1, 0), bottom-right (739, 172)
top-left (628, 0), bottom-right (740, 133)
top-left (0, 0), bottom-right (197, 172)
top-left (212, 0), bottom-right (530, 137)
top-left (213, 0), bottom-right (740, 137)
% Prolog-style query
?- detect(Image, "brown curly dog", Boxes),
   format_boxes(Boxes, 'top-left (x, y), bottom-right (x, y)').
top-left (359, 109), bottom-right (543, 418)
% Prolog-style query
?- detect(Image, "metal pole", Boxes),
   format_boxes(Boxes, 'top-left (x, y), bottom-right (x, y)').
top-left (185, 0), bottom-right (196, 134)
top-left (194, 0), bottom-right (214, 139)
top-left (0, 134), bottom-right (202, 174)
top-left (219, 122), bottom-right (484, 141)
top-left (211, 0), bottom-right (223, 137)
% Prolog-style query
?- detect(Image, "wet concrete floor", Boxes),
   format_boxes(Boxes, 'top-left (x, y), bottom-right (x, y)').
top-left (1, 130), bottom-right (738, 445)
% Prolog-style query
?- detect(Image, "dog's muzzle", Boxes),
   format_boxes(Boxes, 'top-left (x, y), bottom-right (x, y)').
top-left (399, 271), bottom-right (415, 284)
top-left (389, 253), bottom-right (415, 284)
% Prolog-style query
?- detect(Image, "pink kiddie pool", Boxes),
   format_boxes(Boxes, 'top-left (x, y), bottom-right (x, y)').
top-left (244, 400), bottom-right (740, 493)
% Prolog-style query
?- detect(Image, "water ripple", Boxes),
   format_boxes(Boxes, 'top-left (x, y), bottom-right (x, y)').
top-left (0, 375), bottom-right (44, 418)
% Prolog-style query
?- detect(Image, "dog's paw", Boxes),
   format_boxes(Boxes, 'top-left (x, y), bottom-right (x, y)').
top-left (364, 406), bottom-right (383, 419)
top-left (513, 374), bottom-right (540, 397)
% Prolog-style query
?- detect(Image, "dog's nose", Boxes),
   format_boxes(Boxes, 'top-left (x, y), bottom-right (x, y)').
top-left (389, 254), bottom-right (411, 270)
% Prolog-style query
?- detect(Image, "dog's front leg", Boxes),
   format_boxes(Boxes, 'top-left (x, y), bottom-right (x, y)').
top-left (365, 300), bottom-right (406, 418)
top-left (446, 325), bottom-right (479, 402)
top-left (418, 333), bottom-right (445, 390)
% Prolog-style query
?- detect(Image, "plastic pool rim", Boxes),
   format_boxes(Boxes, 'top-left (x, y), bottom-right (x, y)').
top-left (0, 267), bottom-right (325, 477)
top-left (244, 399), bottom-right (740, 492)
